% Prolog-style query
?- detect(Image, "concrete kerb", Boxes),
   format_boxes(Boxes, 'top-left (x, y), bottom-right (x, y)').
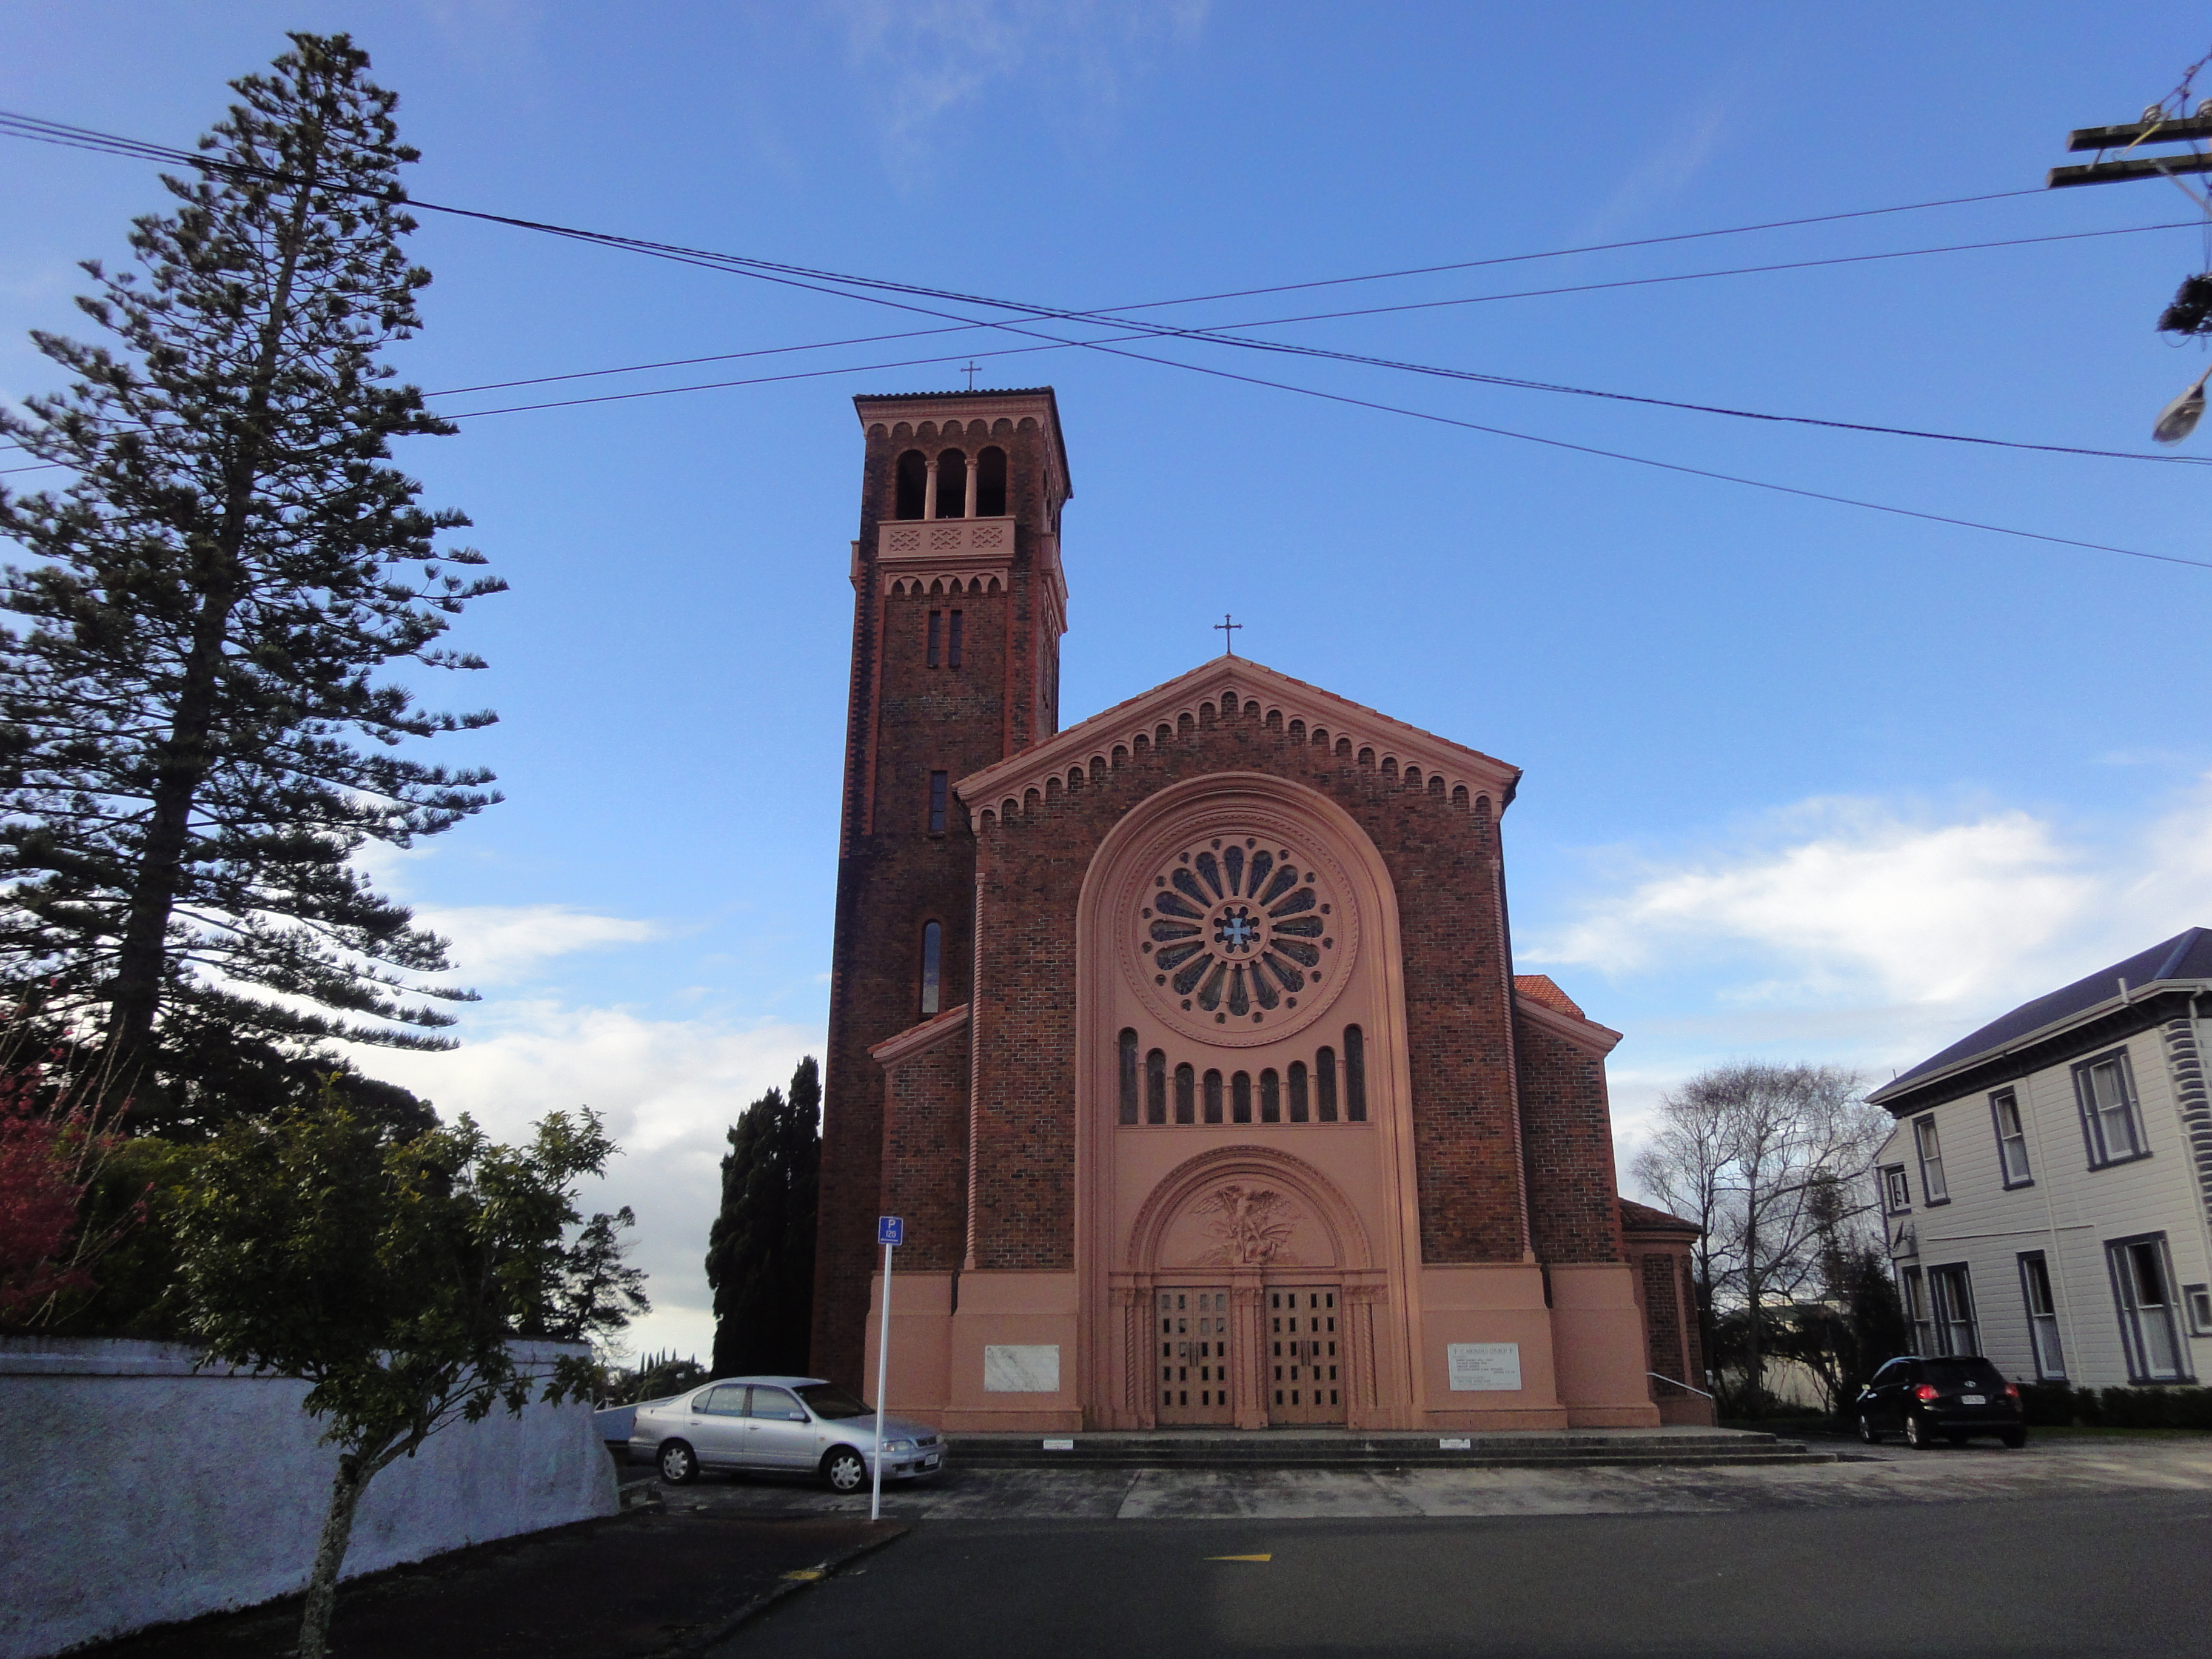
top-left (685, 1521), bottom-right (910, 1653)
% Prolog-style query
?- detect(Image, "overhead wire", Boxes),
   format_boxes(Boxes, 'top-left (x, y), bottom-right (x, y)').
top-left (1, 109), bottom-right (2205, 569)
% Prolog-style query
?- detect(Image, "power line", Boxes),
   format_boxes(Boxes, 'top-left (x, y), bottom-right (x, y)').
top-left (2, 109), bottom-right (2204, 569)
top-left (1, 107), bottom-right (2196, 468)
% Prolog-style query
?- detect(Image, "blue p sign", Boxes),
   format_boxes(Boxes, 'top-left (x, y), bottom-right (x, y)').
top-left (878, 1216), bottom-right (904, 1247)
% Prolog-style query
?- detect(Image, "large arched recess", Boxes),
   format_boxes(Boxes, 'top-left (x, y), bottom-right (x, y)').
top-left (1073, 771), bottom-right (1422, 1427)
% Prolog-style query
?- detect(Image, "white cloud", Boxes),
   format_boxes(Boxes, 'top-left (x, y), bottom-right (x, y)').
top-left (1532, 777), bottom-right (2212, 1182)
top-left (826, 0), bottom-right (1209, 158)
top-left (355, 1002), bottom-right (822, 1367)
top-left (1577, 95), bottom-right (1732, 241)
top-left (414, 903), bottom-right (667, 985)
top-left (1535, 797), bottom-right (2097, 1007)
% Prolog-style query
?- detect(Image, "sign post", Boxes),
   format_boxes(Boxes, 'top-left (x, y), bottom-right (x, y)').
top-left (871, 1216), bottom-right (902, 1523)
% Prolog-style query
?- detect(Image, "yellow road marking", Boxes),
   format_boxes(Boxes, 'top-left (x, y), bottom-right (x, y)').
top-left (1206, 1553), bottom-right (1273, 1562)
top-left (780, 1569), bottom-right (825, 1581)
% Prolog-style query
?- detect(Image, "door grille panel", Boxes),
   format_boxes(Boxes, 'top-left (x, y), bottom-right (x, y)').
top-left (1156, 1287), bottom-right (1235, 1425)
top-left (1267, 1286), bottom-right (1344, 1425)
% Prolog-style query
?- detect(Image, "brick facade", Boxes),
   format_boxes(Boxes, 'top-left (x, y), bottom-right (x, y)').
top-left (810, 385), bottom-right (1687, 1427)
top-left (966, 692), bottom-right (1537, 1270)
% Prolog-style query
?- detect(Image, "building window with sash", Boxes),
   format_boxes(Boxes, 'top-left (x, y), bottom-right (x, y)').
top-left (2074, 1050), bottom-right (2150, 1168)
top-left (1902, 1266), bottom-right (1931, 1355)
top-left (1989, 1089), bottom-right (2032, 1187)
top-left (1914, 1114), bottom-right (1948, 1205)
top-left (1928, 1264), bottom-right (1977, 1356)
top-left (2017, 1252), bottom-right (2065, 1379)
top-left (1881, 1165), bottom-right (1911, 1214)
top-left (928, 771), bottom-right (949, 834)
top-left (2108, 1233), bottom-right (2191, 1382)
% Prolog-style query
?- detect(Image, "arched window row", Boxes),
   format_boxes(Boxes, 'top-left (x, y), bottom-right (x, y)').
top-left (894, 446), bottom-right (1009, 521)
top-left (1116, 1026), bottom-right (1367, 1127)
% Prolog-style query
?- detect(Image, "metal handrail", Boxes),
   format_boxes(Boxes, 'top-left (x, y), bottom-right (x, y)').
top-left (1647, 1372), bottom-right (1716, 1400)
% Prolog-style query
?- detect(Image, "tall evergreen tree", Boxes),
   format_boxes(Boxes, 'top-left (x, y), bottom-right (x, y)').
top-left (0, 33), bottom-right (500, 1130)
top-left (705, 1056), bottom-right (820, 1378)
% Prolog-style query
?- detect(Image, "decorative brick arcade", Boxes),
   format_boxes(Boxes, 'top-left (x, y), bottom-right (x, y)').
top-left (810, 386), bottom-right (1697, 1431)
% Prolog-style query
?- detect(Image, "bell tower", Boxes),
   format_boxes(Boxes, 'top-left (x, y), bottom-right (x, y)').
top-left (810, 387), bottom-right (1072, 1387)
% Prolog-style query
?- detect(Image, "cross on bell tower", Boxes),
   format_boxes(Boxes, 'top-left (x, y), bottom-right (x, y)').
top-left (1215, 614), bottom-right (1242, 656)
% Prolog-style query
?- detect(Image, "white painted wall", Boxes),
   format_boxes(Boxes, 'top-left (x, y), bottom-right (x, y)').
top-left (0, 1338), bottom-right (618, 1659)
top-left (1879, 1019), bottom-right (2212, 1389)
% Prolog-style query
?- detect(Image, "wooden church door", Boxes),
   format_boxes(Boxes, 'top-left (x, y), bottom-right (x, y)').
top-left (1155, 1287), bottom-right (1236, 1425)
top-left (1267, 1285), bottom-right (1345, 1425)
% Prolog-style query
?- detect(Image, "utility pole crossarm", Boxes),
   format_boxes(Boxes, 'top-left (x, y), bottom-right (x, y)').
top-left (2049, 151), bottom-right (2212, 189)
top-left (2049, 108), bottom-right (2212, 189)
top-left (2067, 113), bottom-right (2212, 150)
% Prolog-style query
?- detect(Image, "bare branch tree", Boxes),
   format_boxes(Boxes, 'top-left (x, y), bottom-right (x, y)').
top-left (1631, 1061), bottom-right (1890, 1412)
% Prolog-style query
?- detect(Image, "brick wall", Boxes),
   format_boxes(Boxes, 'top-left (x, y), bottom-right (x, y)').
top-left (1513, 1008), bottom-right (1628, 1264)
top-left (879, 1026), bottom-right (972, 1273)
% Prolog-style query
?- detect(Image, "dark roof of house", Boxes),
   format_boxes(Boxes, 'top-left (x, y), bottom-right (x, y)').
top-left (1872, 927), bottom-right (2212, 1102)
top-left (1620, 1197), bottom-right (1700, 1236)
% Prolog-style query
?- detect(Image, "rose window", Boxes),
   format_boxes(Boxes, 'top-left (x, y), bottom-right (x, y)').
top-left (1138, 836), bottom-right (1339, 1028)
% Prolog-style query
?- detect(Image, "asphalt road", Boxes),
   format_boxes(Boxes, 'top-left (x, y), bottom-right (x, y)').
top-left (712, 1491), bottom-right (2212, 1658)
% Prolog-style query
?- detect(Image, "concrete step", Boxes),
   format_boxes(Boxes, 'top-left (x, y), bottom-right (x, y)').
top-left (942, 1429), bottom-right (1836, 1470)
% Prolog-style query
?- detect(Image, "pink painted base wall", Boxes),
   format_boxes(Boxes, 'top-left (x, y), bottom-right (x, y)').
top-left (862, 1259), bottom-right (1663, 1431)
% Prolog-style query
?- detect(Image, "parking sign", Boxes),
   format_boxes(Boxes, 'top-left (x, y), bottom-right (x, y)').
top-left (878, 1215), bottom-right (903, 1247)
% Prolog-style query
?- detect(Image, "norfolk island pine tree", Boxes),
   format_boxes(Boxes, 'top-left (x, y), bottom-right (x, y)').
top-left (0, 32), bottom-right (500, 1131)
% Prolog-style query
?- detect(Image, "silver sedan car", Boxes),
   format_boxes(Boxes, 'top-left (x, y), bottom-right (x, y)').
top-left (628, 1375), bottom-right (945, 1493)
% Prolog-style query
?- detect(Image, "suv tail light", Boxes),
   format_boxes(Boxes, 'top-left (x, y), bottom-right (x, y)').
top-left (2003, 1382), bottom-right (2020, 1400)
top-left (1914, 1384), bottom-right (1939, 1403)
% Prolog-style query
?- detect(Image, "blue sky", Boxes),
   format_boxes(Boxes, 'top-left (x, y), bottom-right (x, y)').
top-left (6, 2), bottom-right (2212, 1361)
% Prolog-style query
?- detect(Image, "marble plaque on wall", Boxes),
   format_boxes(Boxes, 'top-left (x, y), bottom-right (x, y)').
top-left (1447, 1342), bottom-right (1522, 1392)
top-left (983, 1344), bottom-right (1061, 1393)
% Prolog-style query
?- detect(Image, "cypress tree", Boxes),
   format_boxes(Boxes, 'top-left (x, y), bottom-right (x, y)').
top-left (705, 1056), bottom-right (821, 1378)
top-left (0, 33), bottom-right (500, 1130)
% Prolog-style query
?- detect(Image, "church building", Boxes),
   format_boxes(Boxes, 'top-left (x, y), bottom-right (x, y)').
top-left (811, 386), bottom-right (1704, 1432)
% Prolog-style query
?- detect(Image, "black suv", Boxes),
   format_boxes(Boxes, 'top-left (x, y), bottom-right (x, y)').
top-left (1855, 1355), bottom-right (2026, 1449)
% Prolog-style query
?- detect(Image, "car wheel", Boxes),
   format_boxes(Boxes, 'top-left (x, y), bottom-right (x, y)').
top-left (2001, 1429), bottom-right (2026, 1449)
top-left (657, 1440), bottom-right (699, 1485)
top-left (1856, 1413), bottom-right (1881, 1445)
top-left (820, 1447), bottom-right (868, 1493)
top-left (1903, 1412), bottom-right (1931, 1450)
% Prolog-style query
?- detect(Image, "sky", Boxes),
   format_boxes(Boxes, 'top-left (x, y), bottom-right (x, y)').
top-left (5, 2), bottom-right (2212, 1364)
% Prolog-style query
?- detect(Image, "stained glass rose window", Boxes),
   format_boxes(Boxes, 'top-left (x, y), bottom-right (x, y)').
top-left (1137, 836), bottom-right (1340, 1030)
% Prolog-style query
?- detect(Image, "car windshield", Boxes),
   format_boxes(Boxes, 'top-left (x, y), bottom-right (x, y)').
top-left (1922, 1359), bottom-right (2001, 1388)
top-left (797, 1384), bottom-right (874, 1420)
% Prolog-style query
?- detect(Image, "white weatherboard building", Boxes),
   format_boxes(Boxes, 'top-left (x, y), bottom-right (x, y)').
top-left (1868, 930), bottom-right (2212, 1391)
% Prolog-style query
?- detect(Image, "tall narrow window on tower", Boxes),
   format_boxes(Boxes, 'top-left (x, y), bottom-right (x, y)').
top-left (948, 609), bottom-right (964, 668)
top-left (927, 610), bottom-right (942, 668)
top-left (1344, 1027), bottom-right (1367, 1122)
top-left (895, 449), bottom-right (927, 519)
top-left (1118, 1029), bottom-right (1139, 1126)
top-left (976, 446), bottom-right (1008, 516)
top-left (936, 449), bottom-right (968, 518)
top-left (1147, 1048), bottom-right (1167, 1125)
top-left (928, 771), bottom-right (949, 834)
top-left (1175, 1062), bottom-right (1196, 1125)
top-left (1315, 1047), bottom-right (1338, 1122)
top-left (920, 921), bottom-right (943, 1016)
